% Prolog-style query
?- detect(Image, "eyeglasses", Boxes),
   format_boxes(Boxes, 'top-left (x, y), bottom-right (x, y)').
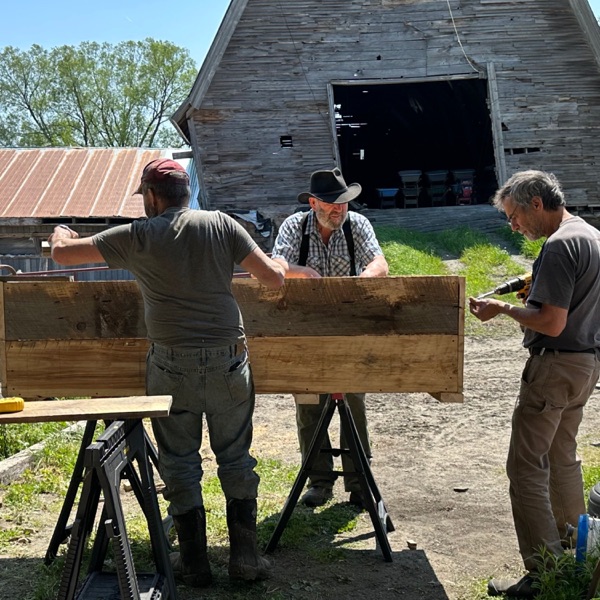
top-left (506, 205), bottom-right (519, 225)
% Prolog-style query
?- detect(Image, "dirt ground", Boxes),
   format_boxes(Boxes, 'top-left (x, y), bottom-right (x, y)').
top-left (3, 333), bottom-right (600, 600)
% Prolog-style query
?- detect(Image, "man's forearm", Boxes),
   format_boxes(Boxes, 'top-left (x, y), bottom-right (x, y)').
top-left (469, 297), bottom-right (567, 337)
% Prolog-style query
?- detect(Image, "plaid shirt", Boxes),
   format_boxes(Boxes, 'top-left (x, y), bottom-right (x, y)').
top-left (271, 210), bottom-right (384, 276)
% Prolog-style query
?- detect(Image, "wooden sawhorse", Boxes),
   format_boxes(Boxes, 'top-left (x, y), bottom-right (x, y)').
top-left (265, 393), bottom-right (395, 561)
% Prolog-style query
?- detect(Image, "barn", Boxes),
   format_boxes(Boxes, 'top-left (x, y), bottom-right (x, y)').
top-left (172, 0), bottom-right (600, 221)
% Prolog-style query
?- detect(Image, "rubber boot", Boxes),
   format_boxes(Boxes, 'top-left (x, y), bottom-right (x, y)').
top-left (226, 498), bottom-right (272, 581)
top-left (170, 506), bottom-right (213, 587)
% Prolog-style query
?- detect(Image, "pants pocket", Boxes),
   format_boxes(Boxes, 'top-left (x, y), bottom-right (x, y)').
top-left (213, 355), bottom-right (253, 414)
top-left (146, 357), bottom-right (185, 400)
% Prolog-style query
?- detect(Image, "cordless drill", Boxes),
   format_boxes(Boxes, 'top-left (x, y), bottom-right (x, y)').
top-left (477, 273), bottom-right (532, 300)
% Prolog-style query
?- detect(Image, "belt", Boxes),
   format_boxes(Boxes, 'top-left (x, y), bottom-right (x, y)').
top-left (529, 347), bottom-right (597, 356)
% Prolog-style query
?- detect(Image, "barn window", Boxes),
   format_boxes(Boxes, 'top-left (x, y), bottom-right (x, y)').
top-left (280, 135), bottom-right (293, 148)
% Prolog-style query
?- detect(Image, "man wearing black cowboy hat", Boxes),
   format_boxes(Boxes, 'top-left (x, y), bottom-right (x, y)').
top-left (271, 167), bottom-right (388, 508)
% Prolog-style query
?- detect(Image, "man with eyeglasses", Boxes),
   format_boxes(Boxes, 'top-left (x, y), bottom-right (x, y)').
top-left (469, 169), bottom-right (600, 598)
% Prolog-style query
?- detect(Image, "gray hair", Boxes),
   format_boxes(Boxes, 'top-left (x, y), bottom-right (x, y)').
top-left (493, 170), bottom-right (565, 211)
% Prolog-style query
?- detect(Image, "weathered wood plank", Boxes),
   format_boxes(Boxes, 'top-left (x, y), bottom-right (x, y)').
top-left (6, 340), bottom-right (148, 398)
top-left (0, 395), bottom-right (172, 424)
top-left (248, 335), bottom-right (461, 394)
top-left (5, 277), bottom-right (461, 340)
top-left (1, 277), bottom-right (464, 400)
top-left (4, 281), bottom-right (146, 340)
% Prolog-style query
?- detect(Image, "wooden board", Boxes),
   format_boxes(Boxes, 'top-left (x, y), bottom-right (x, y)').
top-left (0, 277), bottom-right (464, 401)
top-left (0, 395), bottom-right (172, 424)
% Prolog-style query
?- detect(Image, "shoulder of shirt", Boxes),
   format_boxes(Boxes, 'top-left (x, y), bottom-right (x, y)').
top-left (282, 210), bottom-right (309, 227)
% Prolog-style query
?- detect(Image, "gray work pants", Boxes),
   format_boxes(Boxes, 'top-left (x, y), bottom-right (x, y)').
top-left (507, 349), bottom-right (600, 572)
top-left (147, 342), bottom-right (260, 516)
top-left (296, 393), bottom-right (371, 493)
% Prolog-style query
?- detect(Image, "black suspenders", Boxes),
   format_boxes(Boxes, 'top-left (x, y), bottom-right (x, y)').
top-left (298, 212), bottom-right (356, 276)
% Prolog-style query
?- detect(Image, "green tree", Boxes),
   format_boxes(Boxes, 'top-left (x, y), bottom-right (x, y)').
top-left (0, 39), bottom-right (197, 147)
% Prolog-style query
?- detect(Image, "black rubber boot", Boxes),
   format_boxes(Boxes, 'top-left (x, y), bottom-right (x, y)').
top-left (170, 506), bottom-right (212, 587)
top-left (226, 498), bottom-right (272, 581)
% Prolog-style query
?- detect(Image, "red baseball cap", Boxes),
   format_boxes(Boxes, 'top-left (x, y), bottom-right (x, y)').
top-left (134, 158), bottom-right (190, 194)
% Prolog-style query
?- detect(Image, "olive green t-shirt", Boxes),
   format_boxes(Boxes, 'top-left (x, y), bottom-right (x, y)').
top-left (94, 207), bottom-right (257, 348)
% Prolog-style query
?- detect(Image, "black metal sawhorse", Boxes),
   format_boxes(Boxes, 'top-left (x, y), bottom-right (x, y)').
top-left (45, 420), bottom-right (165, 564)
top-left (56, 419), bottom-right (176, 600)
top-left (265, 393), bottom-right (395, 561)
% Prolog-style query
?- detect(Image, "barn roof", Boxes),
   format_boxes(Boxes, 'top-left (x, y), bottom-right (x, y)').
top-left (0, 147), bottom-right (193, 219)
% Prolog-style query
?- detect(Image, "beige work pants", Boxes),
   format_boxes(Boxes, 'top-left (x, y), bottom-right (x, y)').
top-left (507, 349), bottom-right (600, 572)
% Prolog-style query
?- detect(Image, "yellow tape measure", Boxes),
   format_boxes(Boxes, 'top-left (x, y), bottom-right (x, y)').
top-left (0, 397), bottom-right (25, 413)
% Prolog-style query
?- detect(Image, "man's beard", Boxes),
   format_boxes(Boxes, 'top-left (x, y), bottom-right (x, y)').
top-left (314, 206), bottom-right (347, 230)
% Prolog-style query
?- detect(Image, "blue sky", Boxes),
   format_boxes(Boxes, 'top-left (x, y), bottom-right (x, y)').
top-left (0, 0), bottom-right (599, 67)
top-left (0, 0), bottom-right (231, 67)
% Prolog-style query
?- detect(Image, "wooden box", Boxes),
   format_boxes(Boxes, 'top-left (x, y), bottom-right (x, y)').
top-left (0, 276), bottom-right (464, 402)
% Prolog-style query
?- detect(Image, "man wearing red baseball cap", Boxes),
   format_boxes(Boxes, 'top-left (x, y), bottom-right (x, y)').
top-left (48, 157), bottom-right (285, 588)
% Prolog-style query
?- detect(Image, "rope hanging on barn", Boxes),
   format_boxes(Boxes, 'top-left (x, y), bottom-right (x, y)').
top-left (445, 0), bottom-right (482, 74)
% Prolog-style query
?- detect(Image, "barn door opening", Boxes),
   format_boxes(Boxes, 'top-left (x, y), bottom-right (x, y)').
top-left (332, 77), bottom-right (498, 209)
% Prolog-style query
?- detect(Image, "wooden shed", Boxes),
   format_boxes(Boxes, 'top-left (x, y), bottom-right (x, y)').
top-left (172, 0), bottom-right (600, 220)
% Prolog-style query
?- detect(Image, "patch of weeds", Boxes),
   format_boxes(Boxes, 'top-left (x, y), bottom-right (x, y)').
top-left (457, 577), bottom-right (489, 600)
top-left (32, 560), bottom-right (64, 600)
top-left (0, 525), bottom-right (27, 552)
top-left (0, 421), bottom-right (69, 460)
top-left (584, 464), bottom-right (600, 498)
top-left (2, 427), bottom-right (85, 512)
top-left (261, 502), bottom-right (359, 551)
top-left (535, 549), bottom-right (595, 600)
top-left (311, 547), bottom-right (347, 562)
top-left (2, 466), bottom-right (66, 508)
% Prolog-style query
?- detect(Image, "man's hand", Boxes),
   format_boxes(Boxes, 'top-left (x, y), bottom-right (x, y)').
top-left (290, 265), bottom-right (322, 278)
top-left (271, 257), bottom-right (322, 279)
top-left (469, 296), bottom-right (567, 336)
top-left (48, 224), bottom-right (79, 246)
top-left (358, 255), bottom-right (389, 278)
top-left (468, 297), bottom-right (504, 322)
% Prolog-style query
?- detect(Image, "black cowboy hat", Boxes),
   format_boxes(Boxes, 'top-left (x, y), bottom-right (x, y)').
top-left (297, 168), bottom-right (362, 204)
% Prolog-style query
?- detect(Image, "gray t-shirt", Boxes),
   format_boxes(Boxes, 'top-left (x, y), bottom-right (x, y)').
top-left (524, 216), bottom-right (600, 350)
top-left (94, 207), bottom-right (257, 348)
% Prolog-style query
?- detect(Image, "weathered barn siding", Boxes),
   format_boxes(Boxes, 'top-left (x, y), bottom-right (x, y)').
top-left (175, 0), bottom-right (600, 218)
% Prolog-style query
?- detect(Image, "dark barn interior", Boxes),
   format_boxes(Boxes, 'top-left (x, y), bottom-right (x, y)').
top-left (334, 78), bottom-right (498, 209)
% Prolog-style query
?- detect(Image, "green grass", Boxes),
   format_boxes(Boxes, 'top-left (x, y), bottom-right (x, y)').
top-left (0, 421), bottom-right (70, 460)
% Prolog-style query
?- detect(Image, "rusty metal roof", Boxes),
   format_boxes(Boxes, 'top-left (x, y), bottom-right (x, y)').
top-left (0, 147), bottom-right (191, 219)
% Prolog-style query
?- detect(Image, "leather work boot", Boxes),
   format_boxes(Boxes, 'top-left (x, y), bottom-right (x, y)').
top-left (299, 486), bottom-right (333, 507)
top-left (226, 498), bottom-right (272, 581)
top-left (487, 573), bottom-right (538, 598)
top-left (170, 506), bottom-right (213, 587)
